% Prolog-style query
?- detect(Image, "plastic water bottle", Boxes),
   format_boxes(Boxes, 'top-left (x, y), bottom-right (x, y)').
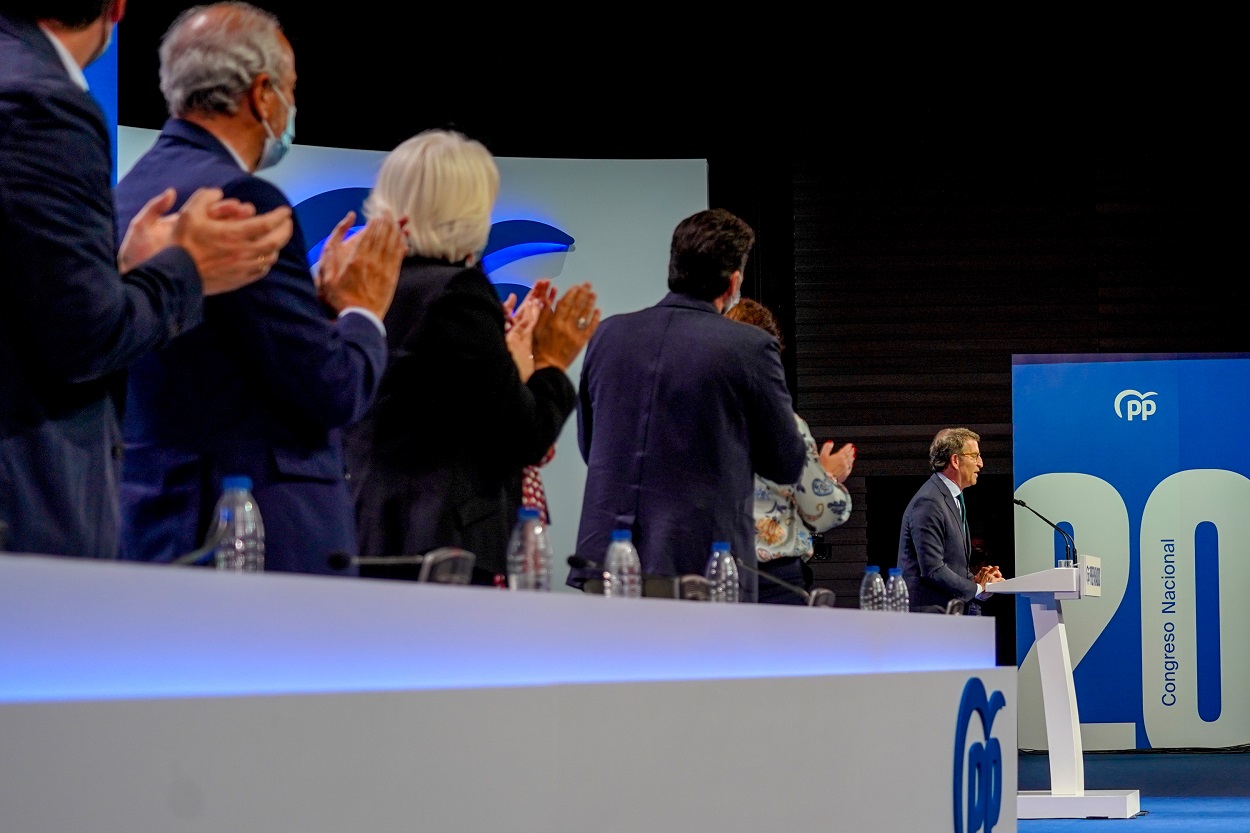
top-left (705, 541), bottom-right (740, 603)
top-left (859, 564), bottom-right (886, 610)
top-left (604, 529), bottom-right (642, 598)
top-left (506, 506), bottom-right (552, 591)
top-left (885, 566), bottom-right (910, 612)
top-left (212, 475), bottom-right (264, 572)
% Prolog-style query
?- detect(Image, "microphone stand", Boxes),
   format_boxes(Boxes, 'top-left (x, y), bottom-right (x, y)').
top-left (570, 554), bottom-right (833, 606)
top-left (733, 556), bottom-right (825, 606)
top-left (351, 555), bottom-right (428, 566)
top-left (171, 521), bottom-right (225, 566)
top-left (1012, 498), bottom-right (1077, 564)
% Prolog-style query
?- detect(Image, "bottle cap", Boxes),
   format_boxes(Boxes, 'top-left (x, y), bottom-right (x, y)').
top-left (866, 564), bottom-right (880, 573)
top-left (518, 507), bottom-right (540, 520)
top-left (610, 529), bottom-right (632, 541)
top-left (222, 475), bottom-right (252, 491)
top-left (711, 541), bottom-right (730, 552)
top-left (889, 567), bottom-right (901, 576)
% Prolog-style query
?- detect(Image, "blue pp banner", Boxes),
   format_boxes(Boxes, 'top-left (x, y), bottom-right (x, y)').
top-left (1012, 353), bottom-right (1250, 750)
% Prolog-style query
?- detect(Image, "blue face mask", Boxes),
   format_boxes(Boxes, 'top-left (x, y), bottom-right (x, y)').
top-left (257, 88), bottom-right (295, 171)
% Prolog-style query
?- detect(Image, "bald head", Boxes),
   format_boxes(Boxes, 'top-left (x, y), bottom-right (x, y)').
top-left (158, 1), bottom-right (290, 118)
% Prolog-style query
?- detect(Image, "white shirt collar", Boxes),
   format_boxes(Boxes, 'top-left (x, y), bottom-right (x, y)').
top-left (220, 139), bottom-right (251, 173)
top-left (38, 24), bottom-right (89, 92)
top-left (937, 472), bottom-right (962, 499)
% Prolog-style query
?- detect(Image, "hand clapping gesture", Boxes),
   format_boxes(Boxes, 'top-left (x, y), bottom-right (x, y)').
top-left (503, 280), bottom-right (546, 382)
top-left (120, 186), bottom-right (294, 294)
top-left (531, 280), bottom-right (599, 373)
top-left (819, 441), bottom-right (856, 483)
top-left (315, 210), bottom-right (406, 319)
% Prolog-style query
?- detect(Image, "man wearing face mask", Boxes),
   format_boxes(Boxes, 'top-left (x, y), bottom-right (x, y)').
top-left (1, 0), bottom-right (296, 561)
top-left (113, 1), bottom-right (407, 575)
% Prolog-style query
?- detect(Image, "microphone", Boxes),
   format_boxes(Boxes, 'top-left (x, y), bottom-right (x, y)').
top-left (327, 548), bottom-right (476, 584)
top-left (567, 554), bottom-right (601, 572)
top-left (0, 519), bottom-right (9, 551)
top-left (730, 550), bottom-right (820, 602)
top-left (329, 552), bottom-right (428, 570)
top-left (1012, 498), bottom-right (1077, 563)
top-left (170, 521), bottom-right (225, 566)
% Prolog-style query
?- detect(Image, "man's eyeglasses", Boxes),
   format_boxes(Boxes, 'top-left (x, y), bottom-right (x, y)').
top-left (958, 452), bottom-right (983, 461)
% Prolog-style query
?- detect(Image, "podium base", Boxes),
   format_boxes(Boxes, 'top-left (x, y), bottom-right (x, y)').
top-left (1018, 789), bottom-right (1141, 819)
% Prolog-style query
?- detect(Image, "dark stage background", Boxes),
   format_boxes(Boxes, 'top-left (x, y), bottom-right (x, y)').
top-left (116, 8), bottom-right (1247, 662)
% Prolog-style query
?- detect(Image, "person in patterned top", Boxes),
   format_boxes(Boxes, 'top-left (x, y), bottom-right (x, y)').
top-left (725, 298), bottom-right (855, 604)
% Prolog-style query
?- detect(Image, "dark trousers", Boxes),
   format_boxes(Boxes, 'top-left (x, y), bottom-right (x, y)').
top-left (758, 556), bottom-right (807, 605)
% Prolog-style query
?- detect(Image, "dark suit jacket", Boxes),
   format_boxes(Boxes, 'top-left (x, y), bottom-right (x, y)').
top-left (343, 258), bottom-right (576, 580)
top-left (112, 119), bottom-right (386, 575)
top-left (896, 472), bottom-right (979, 610)
top-left (0, 16), bottom-right (202, 559)
top-left (570, 292), bottom-right (806, 589)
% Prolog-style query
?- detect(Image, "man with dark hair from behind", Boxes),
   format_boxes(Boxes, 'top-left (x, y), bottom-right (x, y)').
top-left (1, 0), bottom-right (293, 559)
top-left (570, 208), bottom-right (806, 600)
top-left (112, 1), bottom-right (405, 576)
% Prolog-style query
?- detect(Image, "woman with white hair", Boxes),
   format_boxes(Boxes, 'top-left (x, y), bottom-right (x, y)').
top-left (340, 128), bottom-right (598, 586)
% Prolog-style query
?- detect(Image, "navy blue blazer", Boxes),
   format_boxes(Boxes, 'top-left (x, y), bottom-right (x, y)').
top-left (1, 15), bottom-right (202, 559)
top-left (896, 472), bottom-right (979, 610)
top-left (112, 119), bottom-right (386, 575)
top-left (571, 292), bottom-right (806, 588)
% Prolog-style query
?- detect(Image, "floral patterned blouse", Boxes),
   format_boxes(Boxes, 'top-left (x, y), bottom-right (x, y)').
top-left (753, 413), bottom-right (852, 562)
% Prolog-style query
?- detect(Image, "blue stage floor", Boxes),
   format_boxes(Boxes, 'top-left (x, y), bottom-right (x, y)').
top-left (1018, 750), bottom-right (1250, 832)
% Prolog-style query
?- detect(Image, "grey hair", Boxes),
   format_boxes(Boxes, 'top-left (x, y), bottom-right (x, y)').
top-left (930, 427), bottom-right (980, 472)
top-left (364, 129), bottom-right (499, 263)
top-left (158, 2), bottom-right (290, 118)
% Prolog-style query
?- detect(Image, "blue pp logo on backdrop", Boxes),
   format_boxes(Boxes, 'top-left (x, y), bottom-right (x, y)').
top-left (294, 187), bottom-right (574, 305)
top-left (953, 677), bottom-right (1006, 833)
top-left (1114, 389), bottom-right (1158, 421)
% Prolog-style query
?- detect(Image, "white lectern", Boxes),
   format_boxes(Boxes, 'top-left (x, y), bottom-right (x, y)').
top-left (987, 555), bottom-right (1141, 819)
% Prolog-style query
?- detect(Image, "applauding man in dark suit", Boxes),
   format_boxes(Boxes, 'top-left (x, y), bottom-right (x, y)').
top-left (570, 208), bottom-right (806, 599)
top-left (897, 427), bottom-right (1004, 613)
top-left (1, 0), bottom-right (293, 560)
top-left (113, 1), bottom-right (405, 575)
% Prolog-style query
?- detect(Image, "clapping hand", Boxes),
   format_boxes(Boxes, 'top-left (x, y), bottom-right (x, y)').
top-left (531, 280), bottom-right (599, 373)
top-left (819, 441), bottom-right (856, 482)
top-left (313, 210), bottom-right (356, 296)
top-left (504, 279), bottom-right (547, 381)
top-left (316, 211), bottom-right (405, 318)
top-left (123, 187), bottom-right (294, 294)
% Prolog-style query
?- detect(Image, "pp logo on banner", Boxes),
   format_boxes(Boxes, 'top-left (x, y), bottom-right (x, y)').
top-left (1114, 389), bottom-right (1157, 421)
top-left (953, 677), bottom-right (1006, 833)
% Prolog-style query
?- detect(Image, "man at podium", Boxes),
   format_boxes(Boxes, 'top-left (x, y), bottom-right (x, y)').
top-left (896, 427), bottom-right (1003, 613)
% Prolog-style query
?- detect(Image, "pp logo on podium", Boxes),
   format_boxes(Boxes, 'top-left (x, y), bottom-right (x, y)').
top-left (953, 677), bottom-right (1006, 833)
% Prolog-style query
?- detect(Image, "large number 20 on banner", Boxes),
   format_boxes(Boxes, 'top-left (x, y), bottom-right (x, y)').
top-left (1012, 353), bottom-right (1250, 750)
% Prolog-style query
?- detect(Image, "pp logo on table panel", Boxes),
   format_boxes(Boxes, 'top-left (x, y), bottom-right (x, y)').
top-left (953, 676), bottom-right (1006, 833)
